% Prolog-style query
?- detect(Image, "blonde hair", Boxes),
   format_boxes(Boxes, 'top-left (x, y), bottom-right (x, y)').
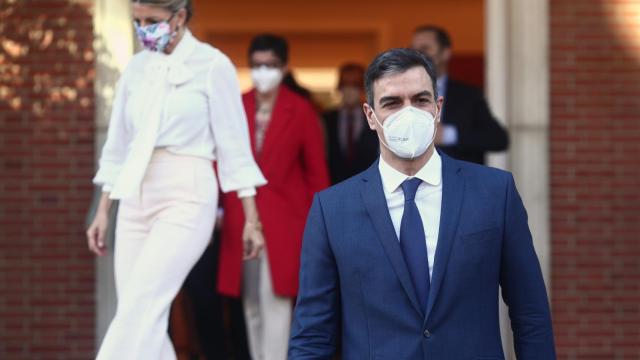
top-left (132, 0), bottom-right (193, 22)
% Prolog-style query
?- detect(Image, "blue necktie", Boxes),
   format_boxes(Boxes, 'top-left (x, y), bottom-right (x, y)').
top-left (399, 178), bottom-right (430, 311)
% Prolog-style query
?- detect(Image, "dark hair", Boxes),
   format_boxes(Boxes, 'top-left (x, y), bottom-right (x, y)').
top-left (248, 34), bottom-right (289, 65)
top-left (281, 73), bottom-right (312, 100)
top-left (414, 25), bottom-right (451, 49)
top-left (133, 0), bottom-right (193, 22)
top-left (364, 48), bottom-right (438, 107)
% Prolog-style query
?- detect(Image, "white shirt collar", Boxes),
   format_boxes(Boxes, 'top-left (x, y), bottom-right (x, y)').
top-left (378, 150), bottom-right (442, 194)
top-left (143, 30), bottom-right (197, 85)
top-left (170, 30), bottom-right (196, 61)
top-left (145, 30), bottom-right (196, 61)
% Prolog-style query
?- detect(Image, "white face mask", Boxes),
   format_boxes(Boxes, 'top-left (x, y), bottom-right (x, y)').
top-left (251, 66), bottom-right (283, 93)
top-left (371, 106), bottom-right (437, 159)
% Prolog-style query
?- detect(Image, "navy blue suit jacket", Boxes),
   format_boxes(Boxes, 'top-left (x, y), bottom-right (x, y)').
top-left (289, 154), bottom-right (555, 360)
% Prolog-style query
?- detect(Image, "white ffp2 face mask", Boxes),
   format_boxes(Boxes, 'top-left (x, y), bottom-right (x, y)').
top-left (251, 66), bottom-right (283, 93)
top-left (372, 106), bottom-right (437, 159)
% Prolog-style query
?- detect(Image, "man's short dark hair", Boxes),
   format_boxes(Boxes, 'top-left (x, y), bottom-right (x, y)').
top-left (248, 34), bottom-right (289, 65)
top-left (414, 25), bottom-right (452, 49)
top-left (364, 48), bottom-right (438, 107)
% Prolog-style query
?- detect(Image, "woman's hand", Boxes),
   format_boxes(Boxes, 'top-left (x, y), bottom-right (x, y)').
top-left (242, 221), bottom-right (264, 260)
top-left (86, 192), bottom-right (112, 256)
top-left (87, 210), bottom-right (109, 256)
top-left (239, 193), bottom-right (264, 260)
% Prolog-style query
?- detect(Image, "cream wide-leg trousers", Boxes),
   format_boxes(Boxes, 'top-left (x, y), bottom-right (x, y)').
top-left (242, 254), bottom-right (293, 360)
top-left (96, 150), bottom-right (217, 360)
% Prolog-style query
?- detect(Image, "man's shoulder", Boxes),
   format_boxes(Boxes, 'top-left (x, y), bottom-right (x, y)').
top-left (445, 154), bottom-right (512, 187)
top-left (316, 169), bottom-right (368, 206)
top-left (446, 78), bottom-right (484, 99)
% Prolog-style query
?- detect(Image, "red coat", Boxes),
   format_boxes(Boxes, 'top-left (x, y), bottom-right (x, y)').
top-left (217, 85), bottom-right (330, 297)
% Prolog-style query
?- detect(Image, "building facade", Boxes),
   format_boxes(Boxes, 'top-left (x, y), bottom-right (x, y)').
top-left (0, 0), bottom-right (638, 358)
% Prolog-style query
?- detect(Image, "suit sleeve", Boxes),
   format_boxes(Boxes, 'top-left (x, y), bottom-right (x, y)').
top-left (289, 194), bottom-right (339, 360)
top-left (500, 174), bottom-right (556, 359)
top-left (300, 102), bottom-right (330, 196)
top-left (456, 91), bottom-right (509, 152)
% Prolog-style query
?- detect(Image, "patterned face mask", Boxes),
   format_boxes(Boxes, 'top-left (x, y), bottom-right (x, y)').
top-left (134, 14), bottom-right (176, 52)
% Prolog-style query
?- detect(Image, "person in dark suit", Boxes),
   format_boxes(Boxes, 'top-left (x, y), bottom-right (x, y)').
top-left (412, 25), bottom-right (509, 164)
top-left (289, 48), bottom-right (555, 359)
top-left (323, 63), bottom-right (379, 184)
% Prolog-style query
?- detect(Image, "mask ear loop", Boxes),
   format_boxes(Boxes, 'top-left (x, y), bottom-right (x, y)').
top-left (370, 110), bottom-right (394, 154)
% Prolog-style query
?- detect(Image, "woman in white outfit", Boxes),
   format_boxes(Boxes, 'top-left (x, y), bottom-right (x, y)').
top-left (85, 1), bottom-right (267, 358)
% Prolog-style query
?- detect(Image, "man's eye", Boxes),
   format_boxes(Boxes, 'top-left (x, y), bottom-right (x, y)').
top-left (382, 99), bottom-right (401, 107)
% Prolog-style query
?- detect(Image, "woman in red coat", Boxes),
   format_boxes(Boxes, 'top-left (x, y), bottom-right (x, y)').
top-left (217, 34), bottom-right (330, 360)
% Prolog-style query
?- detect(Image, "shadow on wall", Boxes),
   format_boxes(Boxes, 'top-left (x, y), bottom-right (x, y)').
top-left (0, 0), bottom-right (121, 124)
top-left (1, 0), bottom-right (92, 123)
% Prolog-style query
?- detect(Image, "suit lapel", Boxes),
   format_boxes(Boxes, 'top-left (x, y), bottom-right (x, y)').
top-left (360, 162), bottom-right (424, 317)
top-left (244, 91), bottom-right (258, 153)
top-left (425, 154), bottom-right (465, 321)
top-left (258, 85), bottom-right (293, 163)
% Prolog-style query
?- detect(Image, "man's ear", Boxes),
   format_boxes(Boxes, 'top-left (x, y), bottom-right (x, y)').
top-left (436, 95), bottom-right (444, 122)
top-left (363, 103), bottom-right (377, 130)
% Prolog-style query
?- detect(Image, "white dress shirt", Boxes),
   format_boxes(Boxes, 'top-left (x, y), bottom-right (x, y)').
top-left (378, 151), bottom-right (442, 279)
top-left (93, 30), bottom-right (266, 199)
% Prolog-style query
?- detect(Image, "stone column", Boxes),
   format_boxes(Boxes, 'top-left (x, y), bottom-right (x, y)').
top-left (91, 0), bottom-right (134, 349)
top-left (486, 0), bottom-right (550, 358)
top-left (507, 0), bottom-right (551, 288)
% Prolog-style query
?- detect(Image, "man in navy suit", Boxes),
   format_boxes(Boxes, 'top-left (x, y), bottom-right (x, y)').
top-left (289, 48), bottom-right (555, 359)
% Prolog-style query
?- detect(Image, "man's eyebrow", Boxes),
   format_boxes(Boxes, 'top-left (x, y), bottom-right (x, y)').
top-left (379, 95), bottom-right (401, 104)
top-left (412, 90), bottom-right (433, 99)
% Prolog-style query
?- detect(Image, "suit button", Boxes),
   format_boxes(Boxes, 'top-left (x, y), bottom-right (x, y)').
top-left (423, 329), bottom-right (432, 338)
